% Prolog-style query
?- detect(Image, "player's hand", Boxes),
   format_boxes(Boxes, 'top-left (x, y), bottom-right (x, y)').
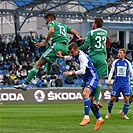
top-left (63, 71), bottom-right (70, 76)
top-left (35, 42), bottom-right (45, 48)
top-left (56, 51), bottom-right (63, 58)
top-left (107, 80), bottom-right (111, 86)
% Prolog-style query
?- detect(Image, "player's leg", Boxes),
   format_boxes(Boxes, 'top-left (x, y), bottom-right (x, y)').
top-left (120, 86), bottom-right (133, 116)
top-left (94, 80), bottom-right (102, 108)
top-left (92, 58), bottom-right (108, 108)
top-left (14, 46), bottom-right (54, 91)
top-left (80, 86), bottom-right (92, 126)
top-left (105, 85), bottom-right (119, 118)
top-left (46, 62), bottom-right (53, 75)
top-left (121, 84), bottom-right (130, 119)
top-left (120, 97), bottom-right (133, 116)
top-left (90, 97), bottom-right (104, 130)
top-left (122, 96), bottom-right (130, 119)
top-left (105, 96), bottom-right (116, 118)
top-left (14, 58), bottom-right (45, 91)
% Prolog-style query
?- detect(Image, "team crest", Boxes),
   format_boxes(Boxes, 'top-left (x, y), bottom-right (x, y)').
top-left (119, 68), bottom-right (125, 74)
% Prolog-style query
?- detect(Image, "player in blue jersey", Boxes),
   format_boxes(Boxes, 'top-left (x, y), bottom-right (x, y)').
top-left (105, 48), bottom-right (133, 119)
top-left (119, 61), bottom-right (133, 117)
top-left (56, 43), bottom-right (104, 130)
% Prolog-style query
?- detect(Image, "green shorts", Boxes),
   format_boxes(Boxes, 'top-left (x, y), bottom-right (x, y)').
top-left (41, 42), bottom-right (68, 63)
top-left (91, 57), bottom-right (108, 79)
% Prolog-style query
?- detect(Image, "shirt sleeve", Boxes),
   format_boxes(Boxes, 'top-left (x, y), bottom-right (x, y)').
top-left (75, 54), bottom-right (87, 75)
top-left (79, 31), bottom-right (90, 51)
top-left (108, 60), bottom-right (116, 80)
top-left (64, 56), bottom-right (73, 60)
top-left (66, 26), bottom-right (72, 33)
top-left (128, 61), bottom-right (133, 79)
top-left (47, 21), bottom-right (55, 29)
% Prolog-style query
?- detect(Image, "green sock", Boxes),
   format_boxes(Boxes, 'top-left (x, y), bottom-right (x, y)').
top-left (25, 68), bottom-right (39, 85)
top-left (46, 62), bottom-right (52, 74)
top-left (94, 84), bottom-right (102, 101)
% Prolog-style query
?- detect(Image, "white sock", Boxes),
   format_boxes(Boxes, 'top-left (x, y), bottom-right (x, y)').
top-left (97, 117), bottom-right (102, 121)
top-left (22, 83), bottom-right (27, 86)
top-left (84, 115), bottom-right (90, 119)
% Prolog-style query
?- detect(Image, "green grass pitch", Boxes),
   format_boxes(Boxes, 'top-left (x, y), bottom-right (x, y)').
top-left (0, 102), bottom-right (133, 133)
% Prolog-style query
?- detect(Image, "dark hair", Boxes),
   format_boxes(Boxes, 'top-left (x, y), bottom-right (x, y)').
top-left (68, 43), bottom-right (78, 50)
top-left (94, 18), bottom-right (103, 28)
top-left (44, 13), bottom-right (56, 20)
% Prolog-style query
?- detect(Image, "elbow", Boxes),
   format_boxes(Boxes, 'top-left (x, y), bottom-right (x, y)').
top-left (70, 30), bottom-right (78, 35)
top-left (50, 30), bottom-right (54, 34)
top-left (49, 30), bottom-right (54, 34)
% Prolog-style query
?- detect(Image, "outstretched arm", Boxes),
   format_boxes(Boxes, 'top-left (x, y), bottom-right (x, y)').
top-left (69, 29), bottom-right (81, 44)
top-left (35, 26), bottom-right (54, 48)
top-left (79, 32), bottom-right (90, 51)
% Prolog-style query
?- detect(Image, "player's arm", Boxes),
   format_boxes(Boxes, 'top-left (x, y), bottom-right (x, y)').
top-left (78, 38), bottom-right (86, 41)
top-left (128, 61), bottom-right (133, 79)
top-left (107, 60), bottom-right (116, 85)
top-left (67, 28), bottom-right (81, 44)
top-left (63, 54), bottom-right (87, 76)
top-left (35, 26), bottom-right (54, 48)
top-left (79, 32), bottom-right (90, 51)
top-left (69, 34), bottom-right (81, 44)
top-left (56, 51), bottom-right (73, 60)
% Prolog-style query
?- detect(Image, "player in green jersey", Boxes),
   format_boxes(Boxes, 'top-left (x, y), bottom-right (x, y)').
top-left (79, 18), bottom-right (108, 108)
top-left (14, 12), bottom-right (80, 91)
top-left (119, 61), bottom-right (133, 119)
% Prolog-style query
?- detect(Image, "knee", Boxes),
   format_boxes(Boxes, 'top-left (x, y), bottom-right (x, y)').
top-left (124, 96), bottom-right (129, 103)
top-left (110, 97), bottom-right (115, 102)
top-left (82, 92), bottom-right (89, 99)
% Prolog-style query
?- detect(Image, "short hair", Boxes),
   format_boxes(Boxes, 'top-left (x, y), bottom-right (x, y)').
top-left (118, 48), bottom-right (126, 54)
top-left (44, 13), bottom-right (56, 20)
top-left (68, 43), bottom-right (78, 50)
top-left (94, 18), bottom-right (103, 28)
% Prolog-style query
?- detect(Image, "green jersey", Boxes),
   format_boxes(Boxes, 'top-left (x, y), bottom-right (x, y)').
top-left (47, 21), bottom-right (72, 45)
top-left (80, 28), bottom-right (108, 59)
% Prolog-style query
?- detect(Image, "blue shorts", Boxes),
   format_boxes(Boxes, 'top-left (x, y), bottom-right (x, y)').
top-left (82, 78), bottom-right (98, 97)
top-left (111, 83), bottom-right (130, 97)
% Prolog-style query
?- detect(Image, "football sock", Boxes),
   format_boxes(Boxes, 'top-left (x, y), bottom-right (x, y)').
top-left (84, 115), bottom-right (90, 119)
top-left (108, 101), bottom-right (114, 113)
top-left (123, 103), bottom-right (129, 115)
top-left (91, 104), bottom-right (101, 119)
top-left (94, 84), bottom-right (101, 101)
top-left (25, 67), bottom-right (39, 85)
top-left (122, 99), bottom-right (132, 112)
top-left (84, 98), bottom-right (91, 116)
top-left (46, 62), bottom-right (52, 74)
top-left (98, 117), bottom-right (102, 121)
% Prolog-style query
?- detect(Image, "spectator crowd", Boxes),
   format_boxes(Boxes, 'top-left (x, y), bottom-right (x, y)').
top-left (0, 33), bottom-right (133, 88)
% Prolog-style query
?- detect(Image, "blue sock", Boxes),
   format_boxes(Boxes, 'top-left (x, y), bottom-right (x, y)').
top-left (91, 104), bottom-right (101, 119)
top-left (108, 101), bottom-right (114, 113)
top-left (123, 103), bottom-right (129, 115)
top-left (84, 98), bottom-right (91, 116)
top-left (122, 99), bottom-right (132, 112)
